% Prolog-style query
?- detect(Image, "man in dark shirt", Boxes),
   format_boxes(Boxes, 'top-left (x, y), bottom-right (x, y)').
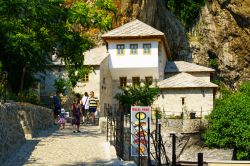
top-left (53, 92), bottom-right (61, 124)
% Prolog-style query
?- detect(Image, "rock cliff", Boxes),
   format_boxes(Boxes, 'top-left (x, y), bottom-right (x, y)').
top-left (189, 0), bottom-right (250, 87)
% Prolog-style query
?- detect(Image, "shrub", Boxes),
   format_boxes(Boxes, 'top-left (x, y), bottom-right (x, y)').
top-left (204, 82), bottom-right (250, 160)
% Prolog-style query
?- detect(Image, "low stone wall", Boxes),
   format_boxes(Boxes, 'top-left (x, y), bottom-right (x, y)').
top-left (0, 103), bottom-right (25, 162)
top-left (0, 102), bottom-right (54, 163)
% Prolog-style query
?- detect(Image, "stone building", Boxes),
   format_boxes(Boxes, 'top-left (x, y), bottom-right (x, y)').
top-left (39, 19), bottom-right (217, 117)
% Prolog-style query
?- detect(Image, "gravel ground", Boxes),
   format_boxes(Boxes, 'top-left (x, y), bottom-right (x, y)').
top-left (2, 124), bottom-right (122, 166)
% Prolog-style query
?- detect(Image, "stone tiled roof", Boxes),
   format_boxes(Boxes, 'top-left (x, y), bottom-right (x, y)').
top-left (158, 72), bottom-right (218, 88)
top-left (83, 46), bottom-right (108, 65)
top-left (165, 61), bottom-right (215, 73)
top-left (102, 19), bottom-right (164, 38)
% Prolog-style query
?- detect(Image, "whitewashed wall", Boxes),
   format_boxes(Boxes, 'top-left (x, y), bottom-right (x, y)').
top-left (74, 66), bottom-right (100, 99)
top-left (99, 57), bottom-right (113, 115)
top-left (153, 88), bottom-right (214, 117)
top-left (107, 39), bottom-right (160, 80)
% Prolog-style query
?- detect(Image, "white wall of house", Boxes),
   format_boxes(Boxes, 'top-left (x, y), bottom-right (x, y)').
top-left (107, 39), bottom-right (160, 80)
top-left (153, 88), bottom-right (214, 117)
top-left (99, 57), bottom-right (113, 115)
top-left (158, 42), bottom-right (167, 81)
top-left (74, 66), bottom-right (101, 100)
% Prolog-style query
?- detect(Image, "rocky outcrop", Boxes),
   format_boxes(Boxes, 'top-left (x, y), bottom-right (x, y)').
top-left (190, 0), bottom-right (250, 88)
top-left (0, 102), bottom-right (54, 163)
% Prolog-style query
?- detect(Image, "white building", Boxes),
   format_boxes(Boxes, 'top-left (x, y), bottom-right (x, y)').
top-left (39, 19), bottom-right (217, 117)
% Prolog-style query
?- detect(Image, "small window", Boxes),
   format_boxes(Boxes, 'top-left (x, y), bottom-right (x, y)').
top-left (143, 43), bottom-right (151, 54)
top-left (181, 97), bottom-right (185, 105)
top-left (83, 73), bottom-right (89, 82)
top-left (120, 77), bottom-right (127, 87)
top-left (103, 77), bottom-right (106, 84)
top-left (132, 77), bottom-right (140, 86)
top-left (145, 76), bottom-right (153, 85)
top-left (117, 44), bottom-right (125, 55)
top-left (130, 44), bottom-right (138, 54)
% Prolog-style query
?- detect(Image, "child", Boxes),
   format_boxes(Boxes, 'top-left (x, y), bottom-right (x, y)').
top-left (58, 108), bottom-right (66, 129)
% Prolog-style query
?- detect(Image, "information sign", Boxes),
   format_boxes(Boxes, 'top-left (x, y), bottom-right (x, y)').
top-left (131, 106), bottom-right (151, 156)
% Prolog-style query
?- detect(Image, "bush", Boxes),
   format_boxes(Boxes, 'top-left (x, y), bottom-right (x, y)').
top-left (209, 58), bottom-right (218, 69)
top-left (8, 89), bottom-right (40, 105)
top-left (204, 82), bottom-right (250, 160)
top-left (115, 84), bottom-right (160, 113)
top-left (54, 77), bottom-right (69, 94)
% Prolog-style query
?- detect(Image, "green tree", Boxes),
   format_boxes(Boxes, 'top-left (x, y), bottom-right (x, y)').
top-left (0, 0), bottom-right (117, 93)
top-left (204, 82), bottom-right (250, 160)
top-left (115, 84), bottom-right (160, 113)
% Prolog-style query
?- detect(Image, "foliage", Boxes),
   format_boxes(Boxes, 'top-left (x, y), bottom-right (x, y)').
top-left (154, 107), bottom-right (162, 119)
top-left (239, 81), bottom-right (250, 95)
top-left (204, 82), bottom-right (250, 160)
top-left (54, 77), bottom-right (69, 94)
top-left (209, 58), bottom-right (218, 69)
top-left (166, 0), bottom-right (206, 29)
top-left (114, 84), bottom-right (160, 113)
top-left (0, 0), bottom-right (117, 94)
top-left (8, 90), bottom-right (40, 105)
top-left (66, 65), bottom-right (93, 87)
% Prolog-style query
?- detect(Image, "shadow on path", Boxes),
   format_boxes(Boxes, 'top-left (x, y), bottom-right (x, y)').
top-left (2, 125), bottom-right (59, 166)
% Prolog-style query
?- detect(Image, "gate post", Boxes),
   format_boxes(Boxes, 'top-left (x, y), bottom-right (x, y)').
top-left (170, 133), bottom-right (176, 166)
top-left (198, 153), bottom-right (203, 166)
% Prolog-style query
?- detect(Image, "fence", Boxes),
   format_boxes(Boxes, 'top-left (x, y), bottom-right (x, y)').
top-left (105, 104), bottom-right (206, 166)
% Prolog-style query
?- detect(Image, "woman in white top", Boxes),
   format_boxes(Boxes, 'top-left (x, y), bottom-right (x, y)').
top-left (80, 92), bottom-right (89, 125)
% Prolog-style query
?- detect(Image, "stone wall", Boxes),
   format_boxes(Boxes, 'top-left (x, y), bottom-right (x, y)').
top-left (0, 102), bottom-right (54, 163)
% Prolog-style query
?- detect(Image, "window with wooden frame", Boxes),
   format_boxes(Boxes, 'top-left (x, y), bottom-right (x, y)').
top-left (145, 76), bottom-right (153, 85)
top-left (120, 77), bottom-right (127, 87)
top-left (143, 43), bottom-right (151, 54)
top-left (132, 77), bottom-right (140, 86)
top-left (117, 44), bottom-right (125, 55)
top-left (82, 73), bottom-right (89, 82)
top-left (130, 44), bottom-right (138, 55)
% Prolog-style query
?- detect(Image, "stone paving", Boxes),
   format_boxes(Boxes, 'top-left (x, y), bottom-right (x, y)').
top-left (2, 124), bottom-right (135, 166)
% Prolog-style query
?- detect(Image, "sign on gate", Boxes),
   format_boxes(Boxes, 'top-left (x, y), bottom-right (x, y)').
top-left (131, 106), bottom-right (151, 156)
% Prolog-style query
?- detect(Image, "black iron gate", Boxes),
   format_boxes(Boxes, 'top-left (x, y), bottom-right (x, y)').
top-left (114, 104), bottom-right (125, 159)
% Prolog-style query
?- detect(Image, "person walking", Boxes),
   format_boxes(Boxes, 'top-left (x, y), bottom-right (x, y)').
top-left (71, 98), bottom-right (81, 133)
top-left (88, 91), bottom-right (99, 125)
top-left (81, 92), bottom-right (89, 125)
top-left (58, 108), bottom-right (66, 129)
top-left (52, 92), bottom-right (61, 125)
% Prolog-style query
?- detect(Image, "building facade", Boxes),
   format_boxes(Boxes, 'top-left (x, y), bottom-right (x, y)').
top-left (39, 19), bottom-right (217, 117)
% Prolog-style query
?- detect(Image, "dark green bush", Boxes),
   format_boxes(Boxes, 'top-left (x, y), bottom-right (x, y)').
top-left (204, 82), bottom-right (250, 160)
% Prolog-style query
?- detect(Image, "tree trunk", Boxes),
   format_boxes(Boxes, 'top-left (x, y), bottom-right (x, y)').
top-left (20, 65), bottom-right (26, 92)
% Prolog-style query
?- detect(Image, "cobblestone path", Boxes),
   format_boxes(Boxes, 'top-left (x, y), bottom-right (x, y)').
top-left (2, 124), bottom-right (122, 166)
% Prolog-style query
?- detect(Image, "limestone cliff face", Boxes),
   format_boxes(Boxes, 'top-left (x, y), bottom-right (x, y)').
top-left (190, 0), bottom-right (250, 87)
top-left (112, 0), bottom-right (191, 61)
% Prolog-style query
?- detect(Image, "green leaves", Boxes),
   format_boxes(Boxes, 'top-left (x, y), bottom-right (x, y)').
top-left (0, 0), bottom-right (117, 93)
top-left (166, 0), bottom-right (206, 29)
top-left (115, 84), bottom-right (160, 113)
top-left (204, 82), bottom-right (250, 160)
